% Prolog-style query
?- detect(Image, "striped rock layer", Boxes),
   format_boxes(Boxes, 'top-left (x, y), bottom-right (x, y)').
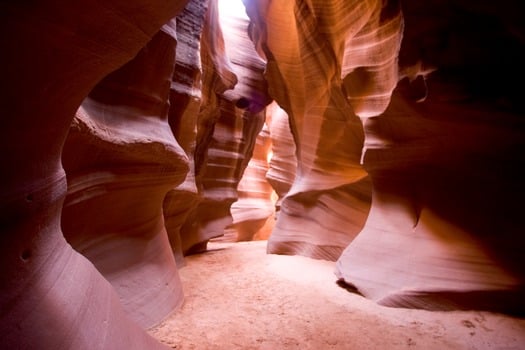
top-left (335, 0), bottom-right (525, 313)
top-left (179, 0), bottom-right (271, 253)
top-left (265, 102), bottom-right (297, 204)
top-left (163, 0), bottom-right (210, 267)
top-left (244, 0), bottom-right (402, 260)
top-left (229, 120), bottom-right (275, 242)
top-left (244, 0), bottom-right (525, 313)
top-left (0, 1), bottom-right (187, 349)
top-left (61, 21), bottom-right (188, 329)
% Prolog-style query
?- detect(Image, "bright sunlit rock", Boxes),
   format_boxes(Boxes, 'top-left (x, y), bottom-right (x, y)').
top-left (218, 0), bottom-right (248, 19)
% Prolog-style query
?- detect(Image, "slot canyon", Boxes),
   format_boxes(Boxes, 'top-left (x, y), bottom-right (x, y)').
top-left (1, 0), bottom-right (524, 349)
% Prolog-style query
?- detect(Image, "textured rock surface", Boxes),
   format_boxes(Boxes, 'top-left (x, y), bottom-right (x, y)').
top-left (264, 102), bottom-right (297, 205)
top-left (163, 0), bottom-right (209, 268)
top-left (335, 1), bottom-right (525, 312)
top-left (243, 0), bottom-right (525, 312)
top-left (0, 1), bottom-right (186, 349)
top-left (179, 0), bottom-right (270, 253)
top-left (2, 4), bottom-right (525, 350)
top-left (177, 0), bottom-right (236, 254)
top-left (229, 120), bottom-right (275, 241)
top-left (244, 0), bottom-right (402, 260)
top-left (61, 20), bottom-right (188, 329)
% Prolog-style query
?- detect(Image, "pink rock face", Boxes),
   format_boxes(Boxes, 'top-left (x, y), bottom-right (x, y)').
top-left (244, 0), bottom-right (401, 260)
top-left (179, 0), bottom-right (271, 253)
top-left (177, 0), bottom-right (237, 254)
top-left (163, 0), bottom-right (209, 267)
top-left (61, 20), bottom-right (188, 329)
top-left (230, 121), bottom-right (275, 241)
top-left (0, 1), bottom-right (186, 348)
top-left (335, 1), bottom-right (525, 312)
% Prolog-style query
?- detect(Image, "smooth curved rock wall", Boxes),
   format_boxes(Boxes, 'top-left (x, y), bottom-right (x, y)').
top-left (180, 0), bottom-right (270, 253)
top-left (244, 0), bottom-right (402, 260)
top-left (61, 20), bottom-right (188, 329)
top-left (335, 0), bottom-right (525, 313)
top-left (0, 1), bottom-right (187, 348)
top-left (230, 121), bottom-right (275, 241)
top-left (265, 102), bottom-right (297, 205)
top-left (163, 0), bottom-right (210, 267)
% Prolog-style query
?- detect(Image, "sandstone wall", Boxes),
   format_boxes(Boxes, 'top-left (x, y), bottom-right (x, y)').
top-left (179, 0), bottom-right (271, 253)
top-left (61, 20), bottom-right (188, 329)
top-left (335, 0), bottom-right (525, 313)
top-left (0, 1), bottom-right (188, 348)
top-left (243, 0), bottom-right (402, 260)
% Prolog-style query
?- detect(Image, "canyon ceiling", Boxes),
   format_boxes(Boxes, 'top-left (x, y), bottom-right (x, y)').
top-left (1, 0), bottom-right (524, 349)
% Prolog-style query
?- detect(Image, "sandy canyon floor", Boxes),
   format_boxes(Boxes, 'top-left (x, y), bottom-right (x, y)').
top-left (149, 241), bottom-right (525, 349)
